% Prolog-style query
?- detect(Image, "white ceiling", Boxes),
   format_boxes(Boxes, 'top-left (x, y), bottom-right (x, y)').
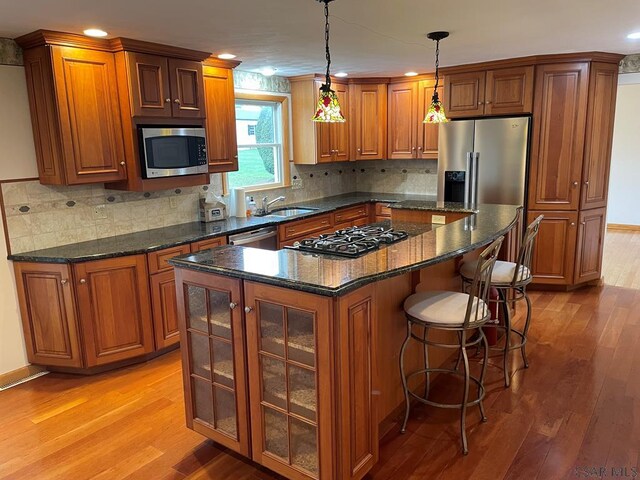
top-left (1, 0), bottom-right (640, 77)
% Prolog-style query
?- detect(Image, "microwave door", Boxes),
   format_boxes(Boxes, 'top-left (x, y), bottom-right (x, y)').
top-left (140, 127), bottom-right (208, 178)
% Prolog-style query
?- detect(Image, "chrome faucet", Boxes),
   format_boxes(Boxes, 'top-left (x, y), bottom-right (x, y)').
top-left (260, 195), bottom-right (286, 215)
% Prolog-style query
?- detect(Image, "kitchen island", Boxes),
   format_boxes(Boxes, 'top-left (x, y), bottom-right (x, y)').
top-left (169, 202), bottom-right (521, 480)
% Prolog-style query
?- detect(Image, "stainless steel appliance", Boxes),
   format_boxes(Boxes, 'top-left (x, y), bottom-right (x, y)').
top-left (437, 117), bottom-right (530, 207)
top-left (139, 127), bottom-right (208, 178)
top-left (289, 225), bottom-right (408, 258)
top-left (228, 227), bottom-right (278, 250)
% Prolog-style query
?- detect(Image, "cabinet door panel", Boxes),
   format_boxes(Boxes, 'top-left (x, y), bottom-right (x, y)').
top-left (575, 207), bottom-right (606, 283)
top-left (14, 263), bottom-right (82, 368)
top-left (74, 255), bottom-right (154, 365)
top-left (191, 236), bottom-right (227, 253)
top-left (444, 71), bottom-right (485, 118)
top-left (127, 52), bottom-right (172, 117)
top-left (203, 66), bottom-right (238, 173)
top-left (351, 84), bottom-right (386, 161)
top-left (528, 63), bottom-right (589, 210)
top-left (150, 270), bottom-right (180, 349)
top-left (169, 59), bottom-right (205, 118)
top-left (417, 79), bottom-right (441, 159)
top-left (528, 210), bottom-right (578, 285)
top-left (52, 46), bottom-right (126, 184)
top-left (388, 82), bottom-right (417, 159)
top-left (485, 66), bottom-right (534, 115)
top-left (332, 82), bottom-right (350, 162)
top-left (581, 63), bottom-right (618, 209)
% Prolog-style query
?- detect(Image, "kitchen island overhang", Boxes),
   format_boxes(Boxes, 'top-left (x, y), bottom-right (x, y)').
top-left (169, 202), bottom-right (521, 480)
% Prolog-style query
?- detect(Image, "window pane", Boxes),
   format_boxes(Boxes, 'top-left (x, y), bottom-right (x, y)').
top-left (227, 147), bottom-right (278, 190)
top-left (235, 103), bottom-right (275, 145)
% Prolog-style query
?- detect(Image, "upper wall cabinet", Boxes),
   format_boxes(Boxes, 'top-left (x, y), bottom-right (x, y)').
top-left (20, 44), bottom-right (127, 185)
top-left (444, 66), bottom-right (533, 118)
top-left (290, 76), bottom-right (350, 164)
top-left (126, 52), bottom-right (205, 119)
top-left (350, 82), bottom-right (387, 161)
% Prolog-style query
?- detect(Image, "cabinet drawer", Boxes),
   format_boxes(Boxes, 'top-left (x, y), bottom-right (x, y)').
top-left (147, 244), bottom-right (191, 274)
top-left (375, 203), bottom-right (392, 217)
top-left (334, 204), bottom-right (369, 224)
top-left (279, 214), bottom-right (333, 241)
top-left (191, 236), bottom-right (227, 252)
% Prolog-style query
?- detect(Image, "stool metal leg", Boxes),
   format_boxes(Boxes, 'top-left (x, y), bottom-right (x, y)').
top-left (479, 329), bottom-right (489, 423)
top-left (460, 332), bottom-right (470, 455)
top-left (422, 327), bottom-right (430, 399)
top-left (454, 331), bottom-right (462, 371)
top-left (498, 289), bottom-right (512, 388)
top-left (521, 290), bottom-right (532, 368)
top-left (399, 319), bottom-right (412, 434)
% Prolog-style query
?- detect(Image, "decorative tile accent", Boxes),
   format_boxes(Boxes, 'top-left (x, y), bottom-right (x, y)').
top-left (0, 39), bottom-right (22, 66)
top-left (620, 54), bottom-right (640, 73)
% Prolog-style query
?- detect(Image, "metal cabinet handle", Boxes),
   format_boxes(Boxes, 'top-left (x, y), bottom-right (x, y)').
top-left (229, 302), bottom-right (237, 310)
top-left (244, 306), bottom-right (253, 314)
top-left (60, 279), bottom-right (68, 285)
top-left (79, 279), bottom-right (87, 284)
top-left (174, 99), bottom-right (181, 105)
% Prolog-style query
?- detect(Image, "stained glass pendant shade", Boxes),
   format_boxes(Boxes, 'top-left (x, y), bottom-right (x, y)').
top-left (312, 0), bottom-right (346, 123)
top-left (424, 31), bottom-right (450, 124)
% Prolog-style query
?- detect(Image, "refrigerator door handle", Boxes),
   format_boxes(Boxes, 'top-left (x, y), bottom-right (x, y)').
top-left (471, 152), bottom-right (480, 206)
top-left (464, 152), bottom-right (473, 205)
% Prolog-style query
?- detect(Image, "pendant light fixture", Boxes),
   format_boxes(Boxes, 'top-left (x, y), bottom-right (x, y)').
top-left (423, 31), bottom-right (450, 124)
top-left (312, 0), bottom-right (346, 123)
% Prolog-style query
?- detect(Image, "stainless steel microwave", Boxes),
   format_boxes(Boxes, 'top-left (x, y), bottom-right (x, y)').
top-left (139, 127), bottom-right (208, 178)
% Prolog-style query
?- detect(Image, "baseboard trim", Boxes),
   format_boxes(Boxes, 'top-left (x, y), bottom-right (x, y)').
top-left (0, 365), bottom-right (48, 390)
top-left (607, 223), bottom-right (640, 232)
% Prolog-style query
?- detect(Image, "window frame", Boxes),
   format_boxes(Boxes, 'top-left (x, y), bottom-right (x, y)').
top-left (224, 92), bottom-right (291, 194)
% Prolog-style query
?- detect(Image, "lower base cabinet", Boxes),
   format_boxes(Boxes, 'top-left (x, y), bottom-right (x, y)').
top-left (174, 269), bottom-right (378, 480)
top-left (574, 207), bottom-right (607, 283)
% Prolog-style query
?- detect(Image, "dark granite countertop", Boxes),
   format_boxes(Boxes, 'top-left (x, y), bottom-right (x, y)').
top-left (169, 203), bottom-right (522, 297)
top-left (8, 192), bottom-right (460, 263)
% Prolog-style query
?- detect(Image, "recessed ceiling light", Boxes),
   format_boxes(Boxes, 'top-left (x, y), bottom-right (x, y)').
top-left (627, 32), bottom-right (640, 39)
top-left (83, 28), bottom-right (108, 38)
top-left (260, 67), bottom-right (277, 76)
top-left (335, 72), bottom-right (348, 78)
top-left (218, 53), bottom-right (237, 60)
top-left (405, 71), bottom-right (419, 77)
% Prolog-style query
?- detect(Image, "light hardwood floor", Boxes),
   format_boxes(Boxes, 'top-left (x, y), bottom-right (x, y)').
top-left (1, 231), bottom-right (639, 480)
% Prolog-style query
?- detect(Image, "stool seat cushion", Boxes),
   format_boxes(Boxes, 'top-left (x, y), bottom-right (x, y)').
top-left (460, 259), bottom-right (531, 285)
top-left (404, 291), bottom-right (489, 326)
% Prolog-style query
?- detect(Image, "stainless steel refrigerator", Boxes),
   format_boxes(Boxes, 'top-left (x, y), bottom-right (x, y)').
top-left (437, 117), bottom-right (530, 207)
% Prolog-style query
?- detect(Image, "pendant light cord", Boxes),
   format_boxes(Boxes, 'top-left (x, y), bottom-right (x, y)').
top-left (434, 39), bottom-right (441, 91)
top-left (324, 0), bottom-right (332, 90)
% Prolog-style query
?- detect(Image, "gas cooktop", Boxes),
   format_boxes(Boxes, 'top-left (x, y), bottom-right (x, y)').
top-left (288, 225), bottom-right (409, 258)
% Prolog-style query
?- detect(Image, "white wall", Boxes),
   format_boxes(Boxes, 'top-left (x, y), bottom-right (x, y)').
top-left (0, 64), bottom-right (39, 374)
top-left (608, 73), bottom-right (640, 226)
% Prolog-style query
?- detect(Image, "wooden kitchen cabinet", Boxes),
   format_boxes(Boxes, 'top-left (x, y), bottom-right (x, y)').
top-left (126, 52), bottom-right (204, 119)
top-left (528, 63), bottom-right (590, 211)
top-left (175, 269), bottom-right (251, 456)
top-left (21, 45), bottom-right (127, 185)
top-left (574, 207), bottom-right (607, 284)
top-left (291, 76), bottom-right (350, 164)
top-left (444, 66), bottom-right (533, 118)
top-left (350, 83), bottom-right (387, 161)
top-left (74, 255), bottom-right (155, 366)
top-left (416, 79), bottom-right (442, 159)
top-left (528, 210), bottom-right (579, 285)
top-left (13, 262), bottom-right (83, 368)
top-left (203, 65), bottom-right (238, 173)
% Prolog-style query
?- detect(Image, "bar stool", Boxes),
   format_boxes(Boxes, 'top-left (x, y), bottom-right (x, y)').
top-left (459, 215), bottom-right (544, 387)
top-left (399, 236), bottom-right (504, 455)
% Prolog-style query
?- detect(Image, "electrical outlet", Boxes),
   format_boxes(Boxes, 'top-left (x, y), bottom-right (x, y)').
top-left (292, 177), bottom-right (303, 190)
top-left (169, 197), bottom-right (178, 208)
top-left (431, 214), bottom-right (446, 225)
top-left (93, 204), bottom-right (108, 220)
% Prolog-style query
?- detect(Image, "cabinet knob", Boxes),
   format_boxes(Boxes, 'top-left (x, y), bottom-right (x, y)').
top-left (79, 279), bottom-right (87, 284)
top-left (244, 306), bottom-right (254, 314)
top-left (581, 221), bottom-right (586, 225)
top-left (572, 181), bottom-right (579, 187)
top-left (478, 101), bottom-right (484, 105)
top-left (229, 302), bottom-right (238, 310)
top-left (234, 154), bottom-right (238, 159)
top-left (486, 100), bottom-right (492, 104)
top-left (120, 161), bottom-right (126, 166)
top-left (570, 222), bottom-right (576, 227)
top-left (417, 146), bottom-right (423, 151)
top-left (174, 99), bottom-right (181, 105)
top-left (357, 148), bottom-right (361, 153)
top-left (60, 279), bottom-right (68, 285)
top-left (584, 181), bottom-right (590, 186)
top-left (165, 98), bottom-right (171, 103)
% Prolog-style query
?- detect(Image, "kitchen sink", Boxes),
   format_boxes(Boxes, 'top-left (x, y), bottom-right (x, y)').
top-left (266, 207), bottom-right (319, 217)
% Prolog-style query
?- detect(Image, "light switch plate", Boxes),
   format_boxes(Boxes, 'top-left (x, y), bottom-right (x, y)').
top-left (169, 197), bottom-right (178, 209)
top-left (93, 204), bottom-right (108, 220)
top-left (431, 214), bottom-right (446, 225)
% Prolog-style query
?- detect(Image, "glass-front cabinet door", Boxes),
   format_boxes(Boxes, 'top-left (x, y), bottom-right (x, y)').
top-left (175, 270), bottom-right (250, 456)
top-left (244, 281), bottom-right (334, 480)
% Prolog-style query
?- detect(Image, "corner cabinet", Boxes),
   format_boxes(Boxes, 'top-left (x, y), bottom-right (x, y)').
top-left (21, 45), bottom-right (127, 185)
top-left (174, 271), bottom-right (379, 480)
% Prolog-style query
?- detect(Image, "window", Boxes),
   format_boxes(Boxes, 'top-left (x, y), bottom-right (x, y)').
top-left (226, 94), bottom-right (290, 192)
